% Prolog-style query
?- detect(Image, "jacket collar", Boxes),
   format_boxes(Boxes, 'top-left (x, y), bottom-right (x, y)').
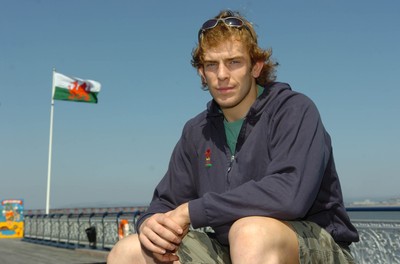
top-left (206, 82), bottom-right (291, 121)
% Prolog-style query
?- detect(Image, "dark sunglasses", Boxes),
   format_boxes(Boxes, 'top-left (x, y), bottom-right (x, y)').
top-left (198, 16), bottom-right (256, 42)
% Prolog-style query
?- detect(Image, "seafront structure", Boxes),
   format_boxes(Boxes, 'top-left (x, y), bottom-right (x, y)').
top-left (21, 206), bottom-right (400, 264)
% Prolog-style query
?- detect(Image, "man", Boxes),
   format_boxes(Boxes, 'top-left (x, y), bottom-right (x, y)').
top-left (108, 10), bottom-right (359, 264)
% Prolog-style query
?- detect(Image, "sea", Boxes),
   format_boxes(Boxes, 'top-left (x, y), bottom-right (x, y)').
top-left (347, 207), bottom-right (400, 221)
top-left (345, 196), bottom-right (400, 220)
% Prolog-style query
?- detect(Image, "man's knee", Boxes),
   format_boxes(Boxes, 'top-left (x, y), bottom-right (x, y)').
top-left (107, 234), bottom-right (142, 264)
top-left (228, 216), bottom-right (299, 263)
top-left (229, 216), bottom-right (292, 242)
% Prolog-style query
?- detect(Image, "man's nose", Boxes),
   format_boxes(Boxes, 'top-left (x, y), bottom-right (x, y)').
top-left (217, 64), bottom-right (230, 80)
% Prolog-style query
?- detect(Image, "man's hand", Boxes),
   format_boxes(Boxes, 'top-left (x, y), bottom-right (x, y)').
top-left (138, 203), bottom-right (191, 262)
top-left (166, 203), bottom-right (190, 235)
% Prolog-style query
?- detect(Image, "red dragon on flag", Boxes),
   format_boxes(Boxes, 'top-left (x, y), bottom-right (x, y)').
top-left (68, 81), bottom-right (91, 102)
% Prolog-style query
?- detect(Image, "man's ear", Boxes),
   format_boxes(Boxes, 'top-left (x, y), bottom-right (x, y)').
top-left (252, 61), bottom-right (264, 78)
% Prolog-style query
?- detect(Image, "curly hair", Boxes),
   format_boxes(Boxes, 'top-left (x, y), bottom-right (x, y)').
top-left (191, 10), bottom-right (278, 89)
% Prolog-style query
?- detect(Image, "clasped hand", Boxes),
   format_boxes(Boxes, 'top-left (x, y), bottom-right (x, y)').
top-left (138, 203), bottom-right (190, 262)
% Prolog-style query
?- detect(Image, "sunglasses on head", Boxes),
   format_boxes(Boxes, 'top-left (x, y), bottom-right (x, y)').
top-left (198, 16), bottom-right (256, 42)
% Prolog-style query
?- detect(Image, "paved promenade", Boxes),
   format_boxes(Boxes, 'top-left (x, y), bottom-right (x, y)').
top-left (0, 239), bottom-right (108, 264)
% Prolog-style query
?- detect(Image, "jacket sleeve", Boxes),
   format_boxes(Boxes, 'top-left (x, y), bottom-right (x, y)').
top-left (189, 94), bottom-right (332, 229)
top-left (136, 123), bottom-right (198, 231)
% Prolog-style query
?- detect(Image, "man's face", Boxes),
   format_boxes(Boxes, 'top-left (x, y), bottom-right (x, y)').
top-left (199, 39), bottom-right (262, 120)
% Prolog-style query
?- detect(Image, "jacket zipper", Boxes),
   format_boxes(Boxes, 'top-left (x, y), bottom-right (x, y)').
top-left (226, 118), bottom-right (246, 185)
top-left (226, 154), bottom-right (235, 184)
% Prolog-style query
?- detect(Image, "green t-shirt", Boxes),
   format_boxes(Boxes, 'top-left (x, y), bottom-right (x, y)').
top-left (224, 85), bottom-right (264, 155)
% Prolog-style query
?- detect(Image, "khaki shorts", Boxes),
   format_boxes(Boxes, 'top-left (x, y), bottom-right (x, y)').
top-left (176, 221), bottom-right (356, 264)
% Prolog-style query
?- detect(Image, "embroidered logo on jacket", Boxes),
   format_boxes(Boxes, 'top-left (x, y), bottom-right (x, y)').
top-left (205, 148), bottom-right (212, 167)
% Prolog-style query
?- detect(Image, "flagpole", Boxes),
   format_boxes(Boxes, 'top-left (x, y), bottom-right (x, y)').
top-left (46, 68), bottom-right (56, 215)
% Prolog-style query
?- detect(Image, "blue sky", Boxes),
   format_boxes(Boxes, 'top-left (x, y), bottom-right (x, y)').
top-left (1, 0), bottom-right (399, 210)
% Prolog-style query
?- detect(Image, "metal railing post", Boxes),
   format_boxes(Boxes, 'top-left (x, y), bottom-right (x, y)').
top-left (101, 212), bottom-right (108, 249)
top-left (77, 212), bottom-right (84, 247)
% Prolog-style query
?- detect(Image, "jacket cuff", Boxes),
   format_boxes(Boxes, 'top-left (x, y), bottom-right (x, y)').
top-left (189, 198), bottom-right (208, 229)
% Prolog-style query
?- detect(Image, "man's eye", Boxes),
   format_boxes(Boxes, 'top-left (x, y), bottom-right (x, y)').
top-left (227, 60), bottom-right (243, 70)
top-left (205, 63), bottom-right (217, 69)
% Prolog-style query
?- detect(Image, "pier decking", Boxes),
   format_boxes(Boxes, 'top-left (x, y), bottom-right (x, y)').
top-left (0, 238), bottom-right (107, 264)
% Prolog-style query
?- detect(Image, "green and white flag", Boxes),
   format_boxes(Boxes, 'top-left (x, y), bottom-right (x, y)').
top-left (53, 72), bottom-right (101, 103)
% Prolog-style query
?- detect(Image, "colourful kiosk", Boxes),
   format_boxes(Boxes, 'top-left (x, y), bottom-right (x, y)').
top-left (0, 199), bottom-right (24, 238)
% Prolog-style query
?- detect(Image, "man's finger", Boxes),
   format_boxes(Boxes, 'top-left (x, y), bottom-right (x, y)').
top-left (153, 252), bottom-right (180, 263)
top-left (155, 213), bottom-right (184, 235)
top-left (139, 232), bottom-right (168, 255)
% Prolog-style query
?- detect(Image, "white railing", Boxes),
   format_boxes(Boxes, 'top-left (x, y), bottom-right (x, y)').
top-left (347, 207), bottom-right (400, 264)
top-left (23, 207), bottom-right (400, 263)
top-left (23, 211), bottom-right (143, 249)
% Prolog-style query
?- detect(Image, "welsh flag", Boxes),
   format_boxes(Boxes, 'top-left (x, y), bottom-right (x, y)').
top-left (53, 72), bottom-right (101, 103)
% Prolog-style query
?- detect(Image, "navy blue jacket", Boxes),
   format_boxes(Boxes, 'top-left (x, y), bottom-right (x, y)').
top-left (137, 82), bottom-right (359, 246)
